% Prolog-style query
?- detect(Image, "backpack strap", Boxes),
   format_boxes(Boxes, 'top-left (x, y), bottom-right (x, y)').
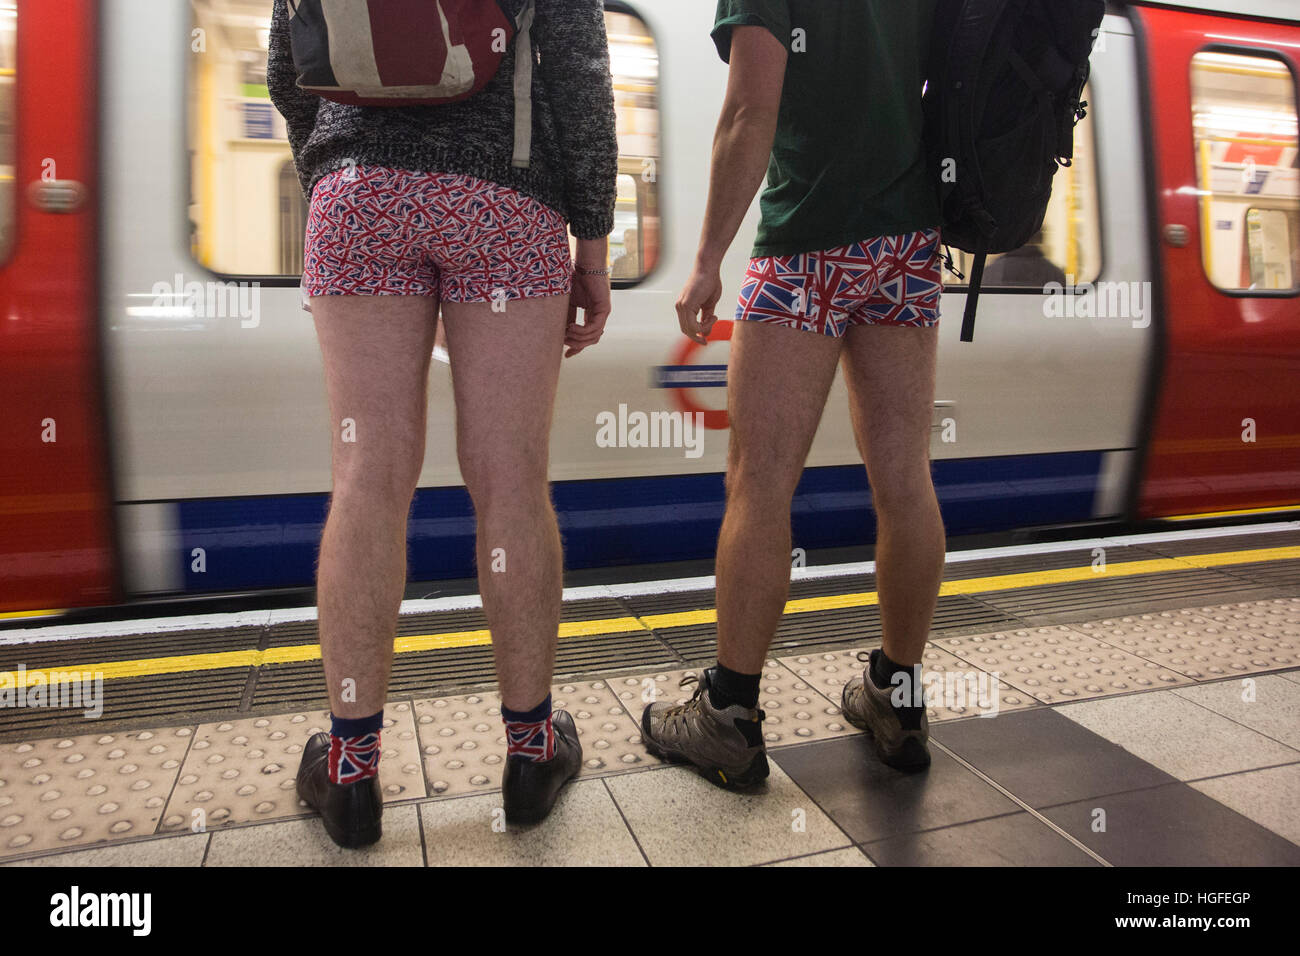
top-left (960, 243), bottom-right (987, 343)
top-left (510, 0), bottom-right (536, 169)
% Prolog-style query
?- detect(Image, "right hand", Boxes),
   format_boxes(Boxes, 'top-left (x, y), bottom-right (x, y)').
top-left (565, 269), bottom-right (611, 358)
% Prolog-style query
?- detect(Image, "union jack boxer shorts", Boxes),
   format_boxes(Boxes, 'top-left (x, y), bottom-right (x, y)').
top-left (303, 165), bottom-right (573, 303)
top-left (735, 229), bottom-right (944, 335)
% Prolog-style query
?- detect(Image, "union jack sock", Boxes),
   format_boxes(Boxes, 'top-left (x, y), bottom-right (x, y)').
top-left (502, 694), bottom-right (555, 762)
top-left (327, 710), bottom-right (383, 785)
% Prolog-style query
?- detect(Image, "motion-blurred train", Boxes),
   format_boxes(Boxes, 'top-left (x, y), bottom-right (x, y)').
top-left (1, 0), bottom-right (1297, 614)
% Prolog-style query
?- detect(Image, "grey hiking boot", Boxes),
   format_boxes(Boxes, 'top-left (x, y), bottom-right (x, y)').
top-left (639, 668), bottom-right (769, 790)
top-left (841, 649), bottom-right (931, 772)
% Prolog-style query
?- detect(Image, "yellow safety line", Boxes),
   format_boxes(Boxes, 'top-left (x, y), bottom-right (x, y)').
top-left (0, 609), bottom-right (64, 620)
top-left (1165, 504), bottom-right (1300, 521)
top-left (2, 547), bottom-right (1296, 691)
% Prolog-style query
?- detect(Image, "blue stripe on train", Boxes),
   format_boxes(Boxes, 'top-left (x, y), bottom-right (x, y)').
top-left (175, 451), bottom-right (1103, 592)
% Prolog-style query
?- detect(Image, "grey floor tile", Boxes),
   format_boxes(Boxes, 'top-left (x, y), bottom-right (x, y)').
top-left (605, 764), bottom-right (849, 866)
top-left (770, 734), bottom-right (1019, 844)
top-left (204, 804), bottom-right (423, 866)
top-left (1173, 675), bottom-right (1300, 750)
top-left (1041, 782), bottom-right (1300, 866)
top-left (1057, 690), bottom-right (1299, 780)
top-left (1278, 670), bottom-right (1300, 686)
top-left (933, 707), bottom-right (1175, 808)
top-left (419, 779), bottom-right (644, 866)
top-left (763, 847), bottom-right (874, 867)
top-left (1191, 764), bottom-right (1300, 846)
top-left (3, 833), bottom-right (208, 867)
top-left (862, 813), bottom-right (1101, 866)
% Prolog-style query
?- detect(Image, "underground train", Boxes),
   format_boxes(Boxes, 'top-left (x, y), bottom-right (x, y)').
top-left (0, 0), bottom-right (1297, 614)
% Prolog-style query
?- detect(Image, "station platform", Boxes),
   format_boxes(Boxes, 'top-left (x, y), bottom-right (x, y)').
top-left (1, 522), bottom-right (1298, 867)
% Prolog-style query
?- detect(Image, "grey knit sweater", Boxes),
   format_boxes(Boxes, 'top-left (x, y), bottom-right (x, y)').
top-left (267, 0), bottom-right (619, 239)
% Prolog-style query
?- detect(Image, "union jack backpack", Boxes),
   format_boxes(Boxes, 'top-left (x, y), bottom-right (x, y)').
top-left (286, 0), bottom-right (537, 168)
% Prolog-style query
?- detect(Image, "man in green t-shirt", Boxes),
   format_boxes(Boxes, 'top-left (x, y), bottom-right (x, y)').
top-left (641, 0), bottom-right (945, 787)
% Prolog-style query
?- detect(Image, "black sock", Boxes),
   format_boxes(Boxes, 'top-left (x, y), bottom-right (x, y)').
top-left (708, 662), bottom-right (761, 710)
top-left (869, 648), bottom-right (925, 731)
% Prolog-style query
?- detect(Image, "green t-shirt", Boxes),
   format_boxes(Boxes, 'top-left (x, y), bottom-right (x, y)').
top-left (713, 0), bottom-right (941, 258)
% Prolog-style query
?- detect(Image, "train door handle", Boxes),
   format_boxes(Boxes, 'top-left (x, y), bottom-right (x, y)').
top-left (27, 180), bottom-right (87, 213)
top-left (1162, 224), bottom-right (1191, 248)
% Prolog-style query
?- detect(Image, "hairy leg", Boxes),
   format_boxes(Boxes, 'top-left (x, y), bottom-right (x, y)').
top-left (311, 294), bottom-right (437, 717)
top-left (440, 295), bottom-right (569, 712)
top-left (840, 323), bottom-right (945, 667)
top-left (715, 322), bottom-right (843, 674)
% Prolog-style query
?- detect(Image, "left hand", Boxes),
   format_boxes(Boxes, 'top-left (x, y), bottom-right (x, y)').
top-left (566, 269), bottom-right (611, 358)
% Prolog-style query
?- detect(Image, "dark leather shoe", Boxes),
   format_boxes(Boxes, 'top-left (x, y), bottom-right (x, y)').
top-left (296, 731), bottom-right (383, 848)
top-left (502, 710), bottom-right (582, 825)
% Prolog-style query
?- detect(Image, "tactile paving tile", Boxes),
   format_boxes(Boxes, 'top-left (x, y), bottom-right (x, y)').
top-left (0, 726), bottom-right (192, 859)
top-left (605, 661), bottom-right (853, 750)
top-left (1069, 600), bottom-right (1300, 680)
top-left (414, 680), bottom-right (641, 799)
top-left (780, 643), bottom-right (1038, 722)
top-left (159, 701), bottom-right (423, 834)
top-left (933, 625), bottom-right (1193, 704)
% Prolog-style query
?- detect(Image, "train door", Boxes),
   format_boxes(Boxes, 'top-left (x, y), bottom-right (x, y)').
top-left (1132, 5), bottom-right (1300, 518)
top-left (0, 0), bottom-right (116, 613)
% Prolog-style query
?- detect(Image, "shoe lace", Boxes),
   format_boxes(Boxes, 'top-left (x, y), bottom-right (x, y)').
top-left (659, 674), bottom-right (706, 731)
top-left (659, 673), bottom-right (768, 733)
top-left (660, 671), bottom-right (722, 733)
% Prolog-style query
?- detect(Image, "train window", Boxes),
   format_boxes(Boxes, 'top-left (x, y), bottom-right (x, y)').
top-left (946, 83), bottom-right (1103, 289)
top-left (1243, 207), bottom-right (1297, 291)
top-left (0, 2), bottom-right (15, 267)
top-left (1191, 51), bottom-right (1300, 293)
top-left (605, 10), bottom-right (661, 283)
top-left (188, 0), bottom-right (294, 276)
top-left (187, 2), bottom-right (662, 281)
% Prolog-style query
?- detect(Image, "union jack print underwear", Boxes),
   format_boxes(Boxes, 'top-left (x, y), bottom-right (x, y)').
top-left (303, 165), bottom-right (573, 303)
top-left (735, 229), bottom-right (943, 335)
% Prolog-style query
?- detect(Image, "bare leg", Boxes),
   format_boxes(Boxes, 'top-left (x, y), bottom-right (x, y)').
top-left (715, 322), bottom-right (843, 674)
top-left (311, 294), bottom-right (437, 717)
top-left (840, 324), bottom-right (945, 667)
top-left (440, 296), bottom-right (569, 712)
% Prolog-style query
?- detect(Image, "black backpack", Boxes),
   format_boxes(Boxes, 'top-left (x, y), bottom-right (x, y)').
top-left (923, 0), bottom-right (1105, 341)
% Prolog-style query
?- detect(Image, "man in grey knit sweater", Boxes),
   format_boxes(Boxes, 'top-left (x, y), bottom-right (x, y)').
top-left (267, 0), bottom-right (618, 846)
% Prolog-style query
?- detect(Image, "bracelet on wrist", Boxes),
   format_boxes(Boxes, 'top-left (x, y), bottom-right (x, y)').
top-left (574, 265), bottom-right (611, 276)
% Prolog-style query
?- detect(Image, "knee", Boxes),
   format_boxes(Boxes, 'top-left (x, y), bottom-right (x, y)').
top-left (868, 465), bottom-right (937, 514)
top-left (458, 447), bottom-right (549, 513)
top-left (725, 458), bottom-right (799, 513)
top-left (331, 455), bottom-right (422, 511)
